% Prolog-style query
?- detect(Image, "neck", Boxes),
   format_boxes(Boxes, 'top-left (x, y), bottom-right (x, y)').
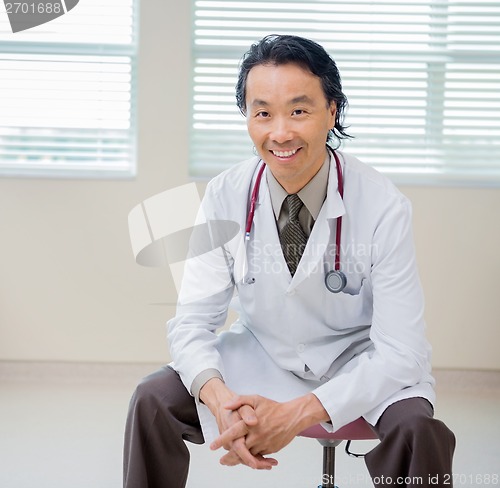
top-left (274, 161), bottom-right (325, 194)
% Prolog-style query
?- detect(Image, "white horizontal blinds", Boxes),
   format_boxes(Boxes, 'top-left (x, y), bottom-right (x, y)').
top-left (0, 0), bottom-right (137, 178)
top-left (192, 57), bottom-right (253, 176)
top-left (441, 2), bottom-right (500, 180)
top-left (191, 0), bottom-right (500, 185)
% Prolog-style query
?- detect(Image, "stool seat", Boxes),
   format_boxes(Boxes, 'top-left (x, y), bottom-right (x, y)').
top-left (300, 417), bottom-right (377, 441)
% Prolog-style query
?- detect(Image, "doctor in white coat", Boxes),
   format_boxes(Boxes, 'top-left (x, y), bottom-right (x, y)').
top-left (124, 35), bottom-right (455, 488)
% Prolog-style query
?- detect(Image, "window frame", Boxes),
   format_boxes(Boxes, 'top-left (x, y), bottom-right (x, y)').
top-left (0, 0), bottom-right (140, 180)
top-left (190, 0), bottom-right (500, 187)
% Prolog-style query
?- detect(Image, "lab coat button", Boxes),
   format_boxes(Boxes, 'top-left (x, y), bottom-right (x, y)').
top-left (297, 343), bottom-right (305, 353)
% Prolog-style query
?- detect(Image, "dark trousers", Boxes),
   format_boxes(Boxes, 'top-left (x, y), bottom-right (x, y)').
top-left (123, 366), bottom-right (455, 488)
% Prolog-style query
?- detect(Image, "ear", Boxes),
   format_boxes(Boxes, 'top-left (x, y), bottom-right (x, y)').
top-left (328, 101), bottom-right (337, 129)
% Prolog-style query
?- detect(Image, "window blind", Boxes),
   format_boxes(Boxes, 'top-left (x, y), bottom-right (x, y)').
top-left (0, 0), bottom-right (138, 178)
top-left (191, 0), bottom-right (500, 186)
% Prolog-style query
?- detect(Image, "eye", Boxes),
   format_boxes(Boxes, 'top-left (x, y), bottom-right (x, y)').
top-left (292, 109), bottom-right (305, 116)
top-left (255, 111), bottom-right (269, 118)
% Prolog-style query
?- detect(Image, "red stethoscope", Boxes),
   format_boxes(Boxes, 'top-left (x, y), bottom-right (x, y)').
top-left (244, 148), bottom-right (347, 293)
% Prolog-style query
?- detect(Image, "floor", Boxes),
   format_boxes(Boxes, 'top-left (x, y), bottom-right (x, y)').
top-left (0, 363), bottom-right (499, 488)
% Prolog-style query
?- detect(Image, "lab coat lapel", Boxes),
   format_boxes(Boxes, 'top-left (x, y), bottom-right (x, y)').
top-left (289, 158), bottom-right (346, 290)
top-left (252, 167), bottom-right (291, 284)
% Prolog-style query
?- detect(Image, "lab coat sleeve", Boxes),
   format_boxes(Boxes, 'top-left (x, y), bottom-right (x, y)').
top-left (167, 182), bottom-right (236, 395)
top-left (312, 195), bottom-right (432, 430)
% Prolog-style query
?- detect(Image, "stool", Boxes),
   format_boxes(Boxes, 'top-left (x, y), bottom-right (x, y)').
top-left (300, 418), bottom-right (378, 488)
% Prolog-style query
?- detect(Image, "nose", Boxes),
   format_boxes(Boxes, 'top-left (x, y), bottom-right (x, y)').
top-left (269, 116), bottom-right (293, 144)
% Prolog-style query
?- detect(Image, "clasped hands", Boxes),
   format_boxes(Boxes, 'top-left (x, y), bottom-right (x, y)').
top-left (210, 393), bottom-right (300, 470)
top-left (200, 379), bottom-right (328, 471)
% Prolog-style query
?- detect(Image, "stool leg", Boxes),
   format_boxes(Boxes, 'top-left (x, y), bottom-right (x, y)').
top-left (322, 445), bottom-right (336, 488)
top-left (317, 439), bottom-right (342, 488)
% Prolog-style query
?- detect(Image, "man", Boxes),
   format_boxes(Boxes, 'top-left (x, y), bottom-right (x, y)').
top-left (124, 35), bottom-right (455, 487)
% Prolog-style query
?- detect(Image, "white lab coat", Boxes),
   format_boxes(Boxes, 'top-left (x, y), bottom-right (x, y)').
top-left (167, 151), bottom-right (435, 443)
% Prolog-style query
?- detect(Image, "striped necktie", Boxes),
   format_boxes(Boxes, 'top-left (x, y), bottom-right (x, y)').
top-left (279, 194), bottom-right (308, 276)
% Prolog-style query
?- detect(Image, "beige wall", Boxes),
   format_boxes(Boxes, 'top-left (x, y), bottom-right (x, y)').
top-left (0, 0), bottom-right (499, 370)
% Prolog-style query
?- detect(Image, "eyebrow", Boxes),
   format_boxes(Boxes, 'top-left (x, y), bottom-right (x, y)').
top-left (249, 99), bottom-right (269, 107)
top-left (290, 95), bottom-right (314, 105)
top-left (249, 95), bottom-right (315, 107)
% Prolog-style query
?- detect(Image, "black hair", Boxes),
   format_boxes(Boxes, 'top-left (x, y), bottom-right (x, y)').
top-left (235, 34), bottom-right (351, 144)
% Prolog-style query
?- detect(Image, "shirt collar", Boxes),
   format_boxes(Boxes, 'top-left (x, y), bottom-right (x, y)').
top-left (267, 152), bottom-right (330, 220)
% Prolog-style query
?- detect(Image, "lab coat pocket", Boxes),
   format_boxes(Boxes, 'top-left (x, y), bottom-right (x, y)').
top-left (324, 278), bottom-right (373, 330)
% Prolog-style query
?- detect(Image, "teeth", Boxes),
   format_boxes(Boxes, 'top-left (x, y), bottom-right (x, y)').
top-left (272, 149), bottom-right (298, 158)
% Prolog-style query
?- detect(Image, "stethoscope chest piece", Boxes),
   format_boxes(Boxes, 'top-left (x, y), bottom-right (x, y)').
top-left (325, 269), bottom-right (347, 293)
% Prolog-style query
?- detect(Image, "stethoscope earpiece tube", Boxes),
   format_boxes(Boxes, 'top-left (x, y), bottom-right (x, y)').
top-left (245, 162), bottom-right (267, 240)
top-left (331, 149), bottom-right (346, 293)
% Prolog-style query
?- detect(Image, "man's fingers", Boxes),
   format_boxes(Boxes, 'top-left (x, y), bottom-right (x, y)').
top-left (220, 448), bottom-right (278, 470)
top-left (238, 404), bottom-right (258, 425)
top-left (220, 452), bottom-right (279, 470)
top-left (210, 420), bottom-right (248, 451)
top-left (218, 450), bottom-right (241, 466)
top-left (230, 438), bottom-right (279, 470)
top-left (228, 437), bottom-right (258, 468)
top-left (254, 453), bottom-right (279, 468)
top-left (223, 394), bottom-right (257, 411)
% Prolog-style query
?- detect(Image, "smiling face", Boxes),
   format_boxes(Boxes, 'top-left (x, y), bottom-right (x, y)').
top-left (245, 63), bottom-right (336, 194)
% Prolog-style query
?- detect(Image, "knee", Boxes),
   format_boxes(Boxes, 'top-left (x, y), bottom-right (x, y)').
top-left (399, 409), bottom-right (456, 451)
top-left (128, 380), bottom-right (155, 418)
top-left (380, 399), bottom-right (455, 451)
top-left (129, 367), bottom-right (176, 413)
